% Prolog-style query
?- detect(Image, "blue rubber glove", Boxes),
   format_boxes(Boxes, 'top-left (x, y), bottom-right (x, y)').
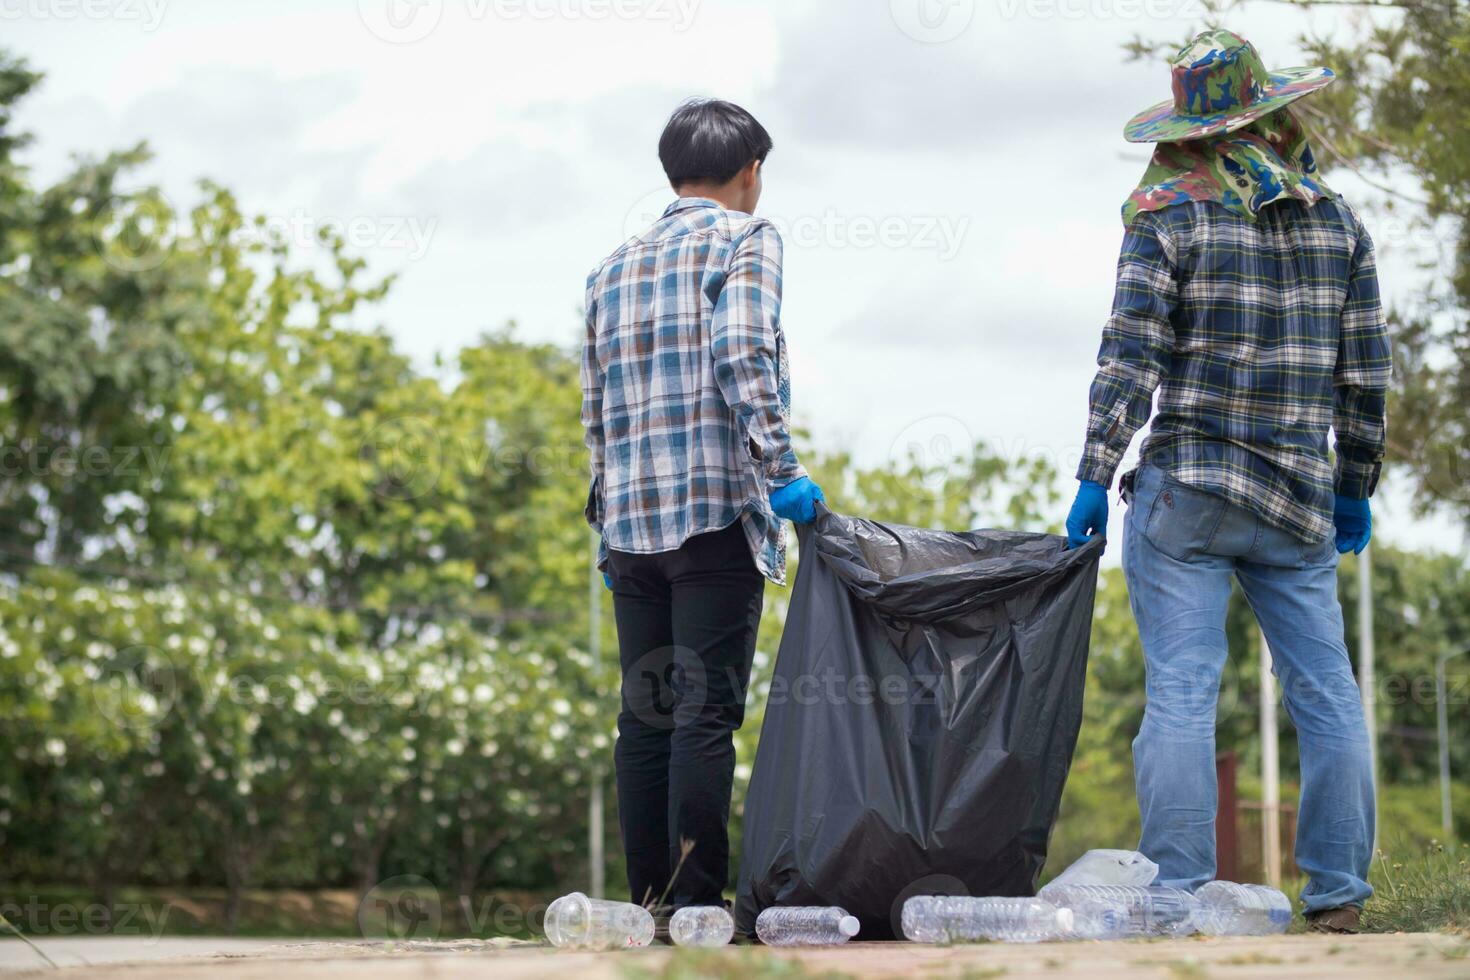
top-left (770, 477), bottom-right (825, 523)
top-left (1333, 495), bottom-right (1372, 555)
top-left (1065, 479), bottom-right (1109, 549)
top-left (603, 573), bottom-right (613, 591)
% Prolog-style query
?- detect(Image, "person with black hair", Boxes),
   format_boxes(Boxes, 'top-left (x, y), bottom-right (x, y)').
top-left (581, 99), bottom-right (824, 921)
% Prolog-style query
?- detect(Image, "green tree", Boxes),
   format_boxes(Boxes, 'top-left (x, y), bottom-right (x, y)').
top-left (1287, 0), bottom-right (1470, 523)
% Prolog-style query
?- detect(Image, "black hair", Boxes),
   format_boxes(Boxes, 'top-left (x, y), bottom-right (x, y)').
top-left (658, 99), bottom-right (773, 188)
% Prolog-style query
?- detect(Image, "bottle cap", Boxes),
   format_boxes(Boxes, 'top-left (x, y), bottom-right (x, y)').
top-left (839, 915), bottom-right (860, 937)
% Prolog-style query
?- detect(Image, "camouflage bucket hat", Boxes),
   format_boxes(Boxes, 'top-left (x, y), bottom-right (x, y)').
top-left (1124, 28), bottom-right (1335, 143)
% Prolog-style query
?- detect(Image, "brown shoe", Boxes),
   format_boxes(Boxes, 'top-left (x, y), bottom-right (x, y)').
top-left (1306, 906), bottom-right (1361, 934)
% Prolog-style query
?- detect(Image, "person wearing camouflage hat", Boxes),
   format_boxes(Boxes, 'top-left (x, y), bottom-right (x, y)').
top-left (1064, 28), bottom-right (1389, 934)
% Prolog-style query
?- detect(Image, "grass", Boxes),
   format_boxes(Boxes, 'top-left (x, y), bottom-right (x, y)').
top-left (1253, 841), bottom-right (1467, 935)
top-left (1362, 843), bottom-right (1470, 934)
top-left (621, 947), bottom-right (856, 980)
top-left (0, 909), bottom-right (59, 968)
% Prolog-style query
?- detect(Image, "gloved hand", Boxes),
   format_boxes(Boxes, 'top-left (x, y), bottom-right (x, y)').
top-left (1065, 479), bottom-right (1109, 549)
top-left (603, 572), bottom-right (613, 591)
top-left (770, 477), bottom-right (825, 523)
top-left (1333, 494), bottom-right (1372, 555)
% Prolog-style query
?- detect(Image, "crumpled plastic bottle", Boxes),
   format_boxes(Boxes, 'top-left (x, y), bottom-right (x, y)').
top-left (1039, 849), bottom-right (1160, 897)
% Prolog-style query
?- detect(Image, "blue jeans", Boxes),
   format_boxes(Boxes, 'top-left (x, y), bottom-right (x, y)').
top-left (1124, 463), bottom-right (1374, 912)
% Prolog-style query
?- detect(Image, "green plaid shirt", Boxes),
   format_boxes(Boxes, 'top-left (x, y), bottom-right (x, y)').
top-left (1079, 197), bottom-right (1391, 543)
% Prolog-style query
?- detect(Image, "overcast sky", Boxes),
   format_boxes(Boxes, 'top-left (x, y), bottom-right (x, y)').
top-left (6, 0), bottom-right (1459, 553)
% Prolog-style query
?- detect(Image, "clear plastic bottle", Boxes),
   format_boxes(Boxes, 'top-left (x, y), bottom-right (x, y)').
top-left (1039, 849), bottom-right (1160, 895)
top-left (754, 906), bottom-right (860, 946)
top-left (1194, 881), bottom-right (1292, 936)
top-left (901, 896), bottom-right (1074, 944)
top-left (1040, 884), bottom-right (1198, 939)
top-left (544, 892), bottom-right (655, 949)
top-left (669, 905), bottom-right (735, 947)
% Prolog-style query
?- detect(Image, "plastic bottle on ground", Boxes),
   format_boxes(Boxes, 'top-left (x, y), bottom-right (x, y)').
top-left (669, 905), bottom-right (735, 947)
top-left (1040, 884), bottom-right (1199, 939)
top-left (901, 896), bottom-right (1074, 944)
top-left (544, 892), bottom-right (655, 949)
top-left (754, 906), bottom-right (861, 946)
top-left (1193, 881), bottom-right (1293, 936)
top-left (1038, 849), bottom-right (1160, 895)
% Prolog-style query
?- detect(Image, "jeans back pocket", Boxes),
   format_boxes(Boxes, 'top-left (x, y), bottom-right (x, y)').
top-left (1140, 471), bottom-right (1229, 562)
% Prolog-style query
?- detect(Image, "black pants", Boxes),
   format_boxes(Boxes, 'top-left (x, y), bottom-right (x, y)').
top-left (607, 522), bottom-right (764, 909)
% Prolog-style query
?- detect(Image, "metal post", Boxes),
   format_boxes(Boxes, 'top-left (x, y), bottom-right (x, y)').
top-left (1440, 655), bottom-right (1452, 846)
top-left (589, 533), bottom-right (606, 899)
top-left (1439, 648), bottom-right (1468, 851)
top-left (1260, 627), bottom-right (1282, 889)
top-left (1357, 547), bottom-right (1378, 848)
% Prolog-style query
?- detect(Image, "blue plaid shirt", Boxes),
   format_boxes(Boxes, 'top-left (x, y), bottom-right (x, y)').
top-left (582, 198), bottom-right (806, 583)
top-left (1079, 197), bottom-right (1391, 543)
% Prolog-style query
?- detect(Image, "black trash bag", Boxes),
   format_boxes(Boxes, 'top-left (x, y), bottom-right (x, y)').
top-left (734, 509), bottom-right (1104, 941)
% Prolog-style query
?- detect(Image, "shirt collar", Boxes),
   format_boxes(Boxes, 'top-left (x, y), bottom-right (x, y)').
top-left (663, 196), bottom-right (747, 218)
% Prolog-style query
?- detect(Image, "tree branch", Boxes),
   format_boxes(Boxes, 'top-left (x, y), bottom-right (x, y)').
top-left (1304, 114), bottom-right (1433, 207)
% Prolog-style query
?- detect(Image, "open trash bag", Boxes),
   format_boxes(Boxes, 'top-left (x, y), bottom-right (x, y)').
top-left (734, 509), bottom-right (1104, 941)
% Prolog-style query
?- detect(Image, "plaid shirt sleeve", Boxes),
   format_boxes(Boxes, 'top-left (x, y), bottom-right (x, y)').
top-left (580, 271), bottom-right (606, 538)
top-left (711, 222), bottom-right (806, 489)
top-left (1332, 211), bottom-right (1392, 499)
top-left (1077, 214), bottom-right (1179, 488)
